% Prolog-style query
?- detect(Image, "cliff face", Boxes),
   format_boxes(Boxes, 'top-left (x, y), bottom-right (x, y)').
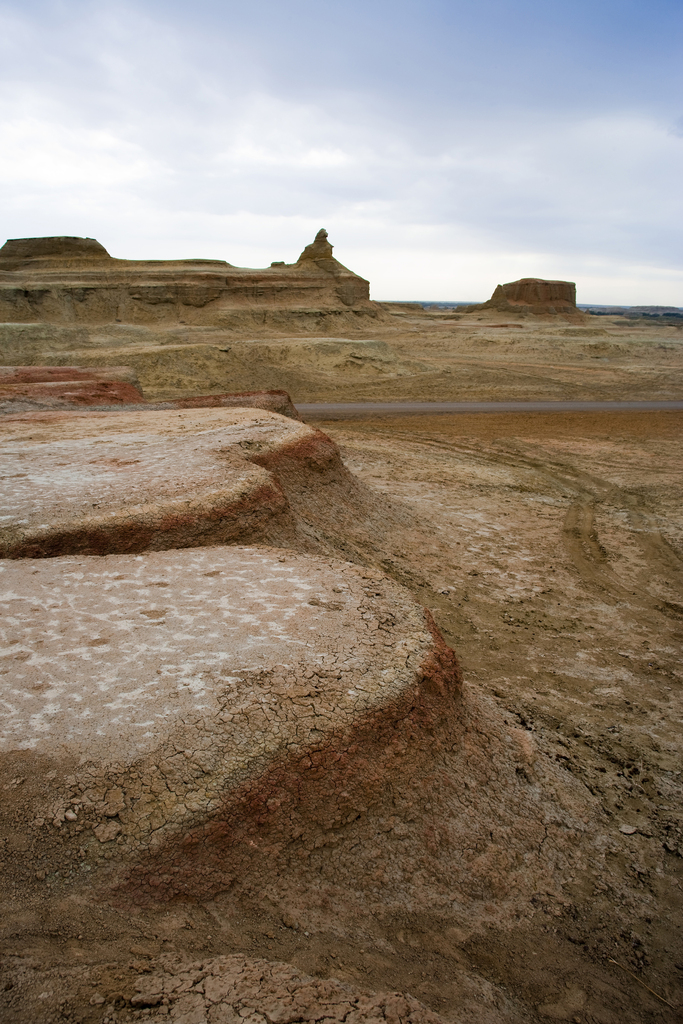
top-left (0, 230), bottom-right (377, 327)
top-left (492, 277), bottom-right (577, 311)
top-left (463, 277), bottom-right (580, 317)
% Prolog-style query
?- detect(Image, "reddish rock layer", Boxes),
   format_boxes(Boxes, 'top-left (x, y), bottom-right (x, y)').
top-left (118, 607), bottom-right (462, 905)
top-left (0, 378), bottom-right (146, 410)
top-left (0, 364), bottom-right (139, 385)
top-left (0, 370), bottom-right (300, 418)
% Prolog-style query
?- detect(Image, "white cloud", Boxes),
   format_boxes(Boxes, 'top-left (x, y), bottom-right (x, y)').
top-left (0, 2), bottom-right (681, 304)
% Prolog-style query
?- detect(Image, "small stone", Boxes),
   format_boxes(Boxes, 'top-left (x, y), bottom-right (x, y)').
top-left (90, 993), bottom-right (106, 1005)
top-left (619, 824), bottom-right (637, 835)
top-left (103, 787), bottom-right (125, 816)
top-left (94, 820), bottom-right (122, 843)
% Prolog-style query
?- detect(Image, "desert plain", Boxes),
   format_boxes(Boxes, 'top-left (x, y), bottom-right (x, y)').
top-left (0, 236), bottom-right (682, 1024)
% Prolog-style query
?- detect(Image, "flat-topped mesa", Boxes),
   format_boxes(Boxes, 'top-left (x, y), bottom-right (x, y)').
top-left (0, 230), bottom-right (377, 328)
top-left (462, 277), bottom-right (581, 318)
top-left (493, 278), bottom-right (577, 311)
top-left (0, 235), bottom-right (111, 261)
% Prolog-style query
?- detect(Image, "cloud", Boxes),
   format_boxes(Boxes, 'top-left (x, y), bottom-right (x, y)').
top-left (0, 0), bottom-right (681, 303)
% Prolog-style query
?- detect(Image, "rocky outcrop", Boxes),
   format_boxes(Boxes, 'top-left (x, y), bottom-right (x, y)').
top-left (462, 278), bottom-right (580, 317)
top-left (0, 540), bottom-right (594, 940)
top-left (0, 546), bottom-right (461, 887)
top-left (0, 364), bottom-right (302, 417)
top-left (0, 407), bottom-right (331, 556)
top-left (297, 227), bottom-right (335, 262)
top-left (0, 377), bottom-right (146, 412)
top-left (0, 363), bottom-right (145, 412)
top-left (0, 235), bottom-right (110, 260)
top-left (0, 230), bottom-right (380, 329)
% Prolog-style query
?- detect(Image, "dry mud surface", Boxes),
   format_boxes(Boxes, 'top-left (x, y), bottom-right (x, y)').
top-left (1, 316), bottom-right (682, 1023)
top-left (1, 954), bottom-right (447, 1024)
top-left (0, 408), bottom-right (320, 557)
top-left (307, 409), bottom-right (683, 1020)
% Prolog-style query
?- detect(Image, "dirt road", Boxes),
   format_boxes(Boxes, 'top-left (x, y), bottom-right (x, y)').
top-left (298, 400), bottom-right (683, 417)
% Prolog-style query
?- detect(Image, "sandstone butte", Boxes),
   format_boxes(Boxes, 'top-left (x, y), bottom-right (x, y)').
top-left (459, 277), bottom-right (581, 317)
top-left (0, 229), bottom-right (382, 330)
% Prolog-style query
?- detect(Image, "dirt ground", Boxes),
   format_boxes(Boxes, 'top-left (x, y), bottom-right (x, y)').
top-left (4, 308), bottom-right (681, 405)
top-left (1, 315), bottom-right (682, 1023)
top-left (133, 311), bottom-right (683, 404)
top-left (306, 408), bottom-right (683, 1020)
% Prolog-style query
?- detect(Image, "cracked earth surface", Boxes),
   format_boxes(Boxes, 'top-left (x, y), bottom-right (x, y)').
top-left (1, 406), bottom-right (681, 1024)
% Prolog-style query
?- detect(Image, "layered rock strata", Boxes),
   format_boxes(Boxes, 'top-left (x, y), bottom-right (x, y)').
top-left (461, 278), bottom-right (580, 317)
top-left (0, 363), bottom-right (300, 417)
top-left (0, 328), bottom-right (417, 399)
top-left (0, 378), bottom-right (146, 412)
top-left (0, 230), bottom-right (380, 328)
top-left (0, 407), bottom-right (339, 557)
top-left (0, 364), bottom-right (141, 385)
top-left (0, 542), bottom-right (596, 934)
top-left (0, 546), bottom-right (461, 902)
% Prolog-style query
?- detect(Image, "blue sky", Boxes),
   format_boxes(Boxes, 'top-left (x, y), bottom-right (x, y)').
top-left (0, 0), bottom-right (681, 302)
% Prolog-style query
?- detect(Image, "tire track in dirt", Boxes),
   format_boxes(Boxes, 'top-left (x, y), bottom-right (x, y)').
top-left (313, 416), bottom-right (683, 1020)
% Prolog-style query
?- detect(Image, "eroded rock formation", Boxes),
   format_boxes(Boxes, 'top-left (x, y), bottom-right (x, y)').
top-left (0, 404), bottom-right (605, 1022)
top-left (297, 227), bottom-right (335, 262)
top-left (462, 277), bottom-right (580, 317)
top-left (0, 377), bottom-right (145, 411)
top-left (0, 230), bottom-right (378, 328)
top-left (0, 541), bottom-right (594, 934)
top-left (0, 407), bottom-right (347, 556)
top-left (0, 364), bottom-right (301, 416)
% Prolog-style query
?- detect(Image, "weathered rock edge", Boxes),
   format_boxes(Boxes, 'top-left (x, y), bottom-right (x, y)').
top-left (0, 362), bottom-right (301, 418)
top-left (0, 540), bottom-right (462, 909)
top-left (0, 230), bottom-right (384, 327)
top-left (116, 610), bottom-right (461, 906)
top-left (0, 417), bottom-right (350, 559)
top-left (0, 378), bottom-right (147, 412)
top-left (460, 278), bottom-right (582, 318)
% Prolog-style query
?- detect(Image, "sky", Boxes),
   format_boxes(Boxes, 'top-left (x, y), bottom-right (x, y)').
top-left (0, 0), bottom-right (682, 303)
